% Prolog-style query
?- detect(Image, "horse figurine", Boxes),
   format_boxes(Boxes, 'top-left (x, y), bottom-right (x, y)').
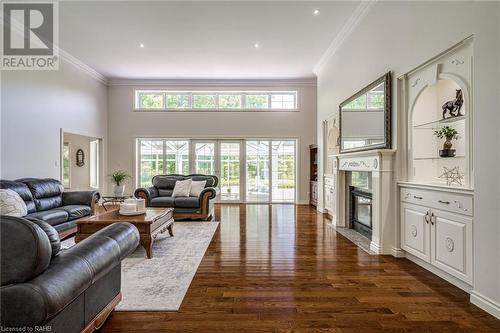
top-left (442, 89), bottom-right (464, 119)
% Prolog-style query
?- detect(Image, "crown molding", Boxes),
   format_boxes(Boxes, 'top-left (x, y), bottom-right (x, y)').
top-left (313, 0), bottom-right (377, 75)
top-left (58, 49), bottom-right (108, 85)
top-left (107, 77), bottom-right (317, 87)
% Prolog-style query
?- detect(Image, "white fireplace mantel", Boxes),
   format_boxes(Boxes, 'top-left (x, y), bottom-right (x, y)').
top-left (334, 149), bottom-right (397, 255)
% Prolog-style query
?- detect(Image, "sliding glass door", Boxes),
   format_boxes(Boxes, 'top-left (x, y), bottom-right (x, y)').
top-left (220, 141), bottom-right (241, 201)
top-left (192, 141), bottom-right (216, 175)
top-left (137, 138), bottom-right (296, 203)
top-left (246, 141), bottom-right (270, 202)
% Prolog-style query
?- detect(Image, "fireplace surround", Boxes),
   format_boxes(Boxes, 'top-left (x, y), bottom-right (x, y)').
top-left (332, 149), bottom-right (398, 255)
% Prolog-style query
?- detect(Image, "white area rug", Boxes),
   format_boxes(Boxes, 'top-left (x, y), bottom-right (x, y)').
top-left (62, 221), bottom-right (218, 311)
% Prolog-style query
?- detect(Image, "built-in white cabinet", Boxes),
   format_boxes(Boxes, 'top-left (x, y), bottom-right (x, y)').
top-left (398, 38), bottom-right (474, 289)
top-left (310, 181), bottom-right (318, 206)
top-left (324, 176), bottom-right (335, 215)
top-left (400, 185), bottom-right (473, 285)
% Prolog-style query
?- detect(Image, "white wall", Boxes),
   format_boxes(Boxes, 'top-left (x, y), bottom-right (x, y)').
top-left (316, 1), bottom-right (499, 318)
top-left (107, 79), bottom-right (317, 203)
top-left (1, 60), bottom-right (108, 189)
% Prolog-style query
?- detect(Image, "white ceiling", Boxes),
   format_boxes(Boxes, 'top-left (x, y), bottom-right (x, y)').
top-left (59, 1), bottom-right (360, 79)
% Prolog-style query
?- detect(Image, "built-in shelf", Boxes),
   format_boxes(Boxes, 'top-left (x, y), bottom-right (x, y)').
top-left (414, 115), bottom-right (465, 129)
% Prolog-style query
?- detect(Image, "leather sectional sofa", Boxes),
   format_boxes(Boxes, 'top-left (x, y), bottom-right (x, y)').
top-left (0, 178), bottom-right (100, 238)
top-left (135, 174), bottom-right (219, 220)
top-left (0, 215), bottom-right (139, 332)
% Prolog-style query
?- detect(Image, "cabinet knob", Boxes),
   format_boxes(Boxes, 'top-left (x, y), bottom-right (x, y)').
top-left (424, 211), bottom-right (430, 224)
top-left (430, 212), bottom-right (436, 225)
top-left (438, 200), bottom-right (450, 205)
top-left (414, 195), bottom-right (423, 200)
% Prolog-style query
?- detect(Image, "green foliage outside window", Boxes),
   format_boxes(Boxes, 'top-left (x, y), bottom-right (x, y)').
top-left (140, 93), bottom-right (164, 109)
top-left (219, 95), bottom-right (242, 109)
top-left (246, 95), bottom-right (268, 108)
top-left (193, 95), bottom-right (216, 109)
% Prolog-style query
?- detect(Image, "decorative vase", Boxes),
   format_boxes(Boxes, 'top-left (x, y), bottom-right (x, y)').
top-left (443, 136), bottom-right (454, 150)
top-left (114, 185), bottom-right (125, 196)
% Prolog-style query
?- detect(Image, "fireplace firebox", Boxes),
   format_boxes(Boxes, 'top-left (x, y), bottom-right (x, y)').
top-left (349, 186), bottom-right (373, 239)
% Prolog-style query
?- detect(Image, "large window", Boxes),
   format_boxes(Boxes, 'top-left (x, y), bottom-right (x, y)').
top-left (135, 90), bottom-right (297, 111)
top-left (138, 139), bottom-right (189, 187)
top-left (137, 138), bottom-right (296, 203)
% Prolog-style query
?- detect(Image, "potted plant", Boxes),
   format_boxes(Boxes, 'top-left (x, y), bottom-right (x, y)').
top-left (434, 126), bottom-right (459, 157)
top-left (110, 170), bottom-right (131, 196)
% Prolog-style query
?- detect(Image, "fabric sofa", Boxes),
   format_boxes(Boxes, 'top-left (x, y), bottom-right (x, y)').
top-left (135, 174), bottom-right (219, 220)
top-left (0, 215), bottom-right (139, 333)
top-left (0, 178), bottom-right (100, 238)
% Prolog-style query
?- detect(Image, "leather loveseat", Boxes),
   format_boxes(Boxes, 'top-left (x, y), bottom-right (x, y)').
top-left (0, 178), bottom-right (100, 238)
top-left (0, 215), bottom-right (139, 332)
top-left (135, 174), bottom-right (219, 220)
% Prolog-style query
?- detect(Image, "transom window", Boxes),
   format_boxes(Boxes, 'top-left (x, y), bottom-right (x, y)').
top-left (135, 90), bottom-right (297, 111)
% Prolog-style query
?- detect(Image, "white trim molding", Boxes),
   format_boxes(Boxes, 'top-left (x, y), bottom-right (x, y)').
top-left (470, 291), bottom-right (500, 320)
top-left (58, 48), bottom-right (108, 84)
top-left (313, 0), bottom-right (378, 74)
top-left (108, 77), bottom-right (317, 87)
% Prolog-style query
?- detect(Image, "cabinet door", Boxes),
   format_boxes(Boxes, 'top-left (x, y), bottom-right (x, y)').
top-left (401, 203), bottom-right (430, 262)
top-left (324, 185), bottom-right (332, 210)
top-left (431, 209), bottom-right (472, 284)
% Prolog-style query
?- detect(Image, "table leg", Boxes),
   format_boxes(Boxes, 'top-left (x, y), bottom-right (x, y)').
top-left (141, 236), bottom-right (153, 259)
top-left (167, 224), bottom-right (174, 237)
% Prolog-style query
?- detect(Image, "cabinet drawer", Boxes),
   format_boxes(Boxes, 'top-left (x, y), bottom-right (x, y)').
top-left (400, 187), bottom-right (473, 216)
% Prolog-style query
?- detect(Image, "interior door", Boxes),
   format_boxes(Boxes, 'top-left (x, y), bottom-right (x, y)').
top-left (246, 140), bottom-right (270, 202)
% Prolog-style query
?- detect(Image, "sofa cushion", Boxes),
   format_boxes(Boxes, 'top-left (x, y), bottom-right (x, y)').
top-left (150, 197), bottom-right (175, 207)
top-left (190, 175), bottom-right (218, 187)
top-left (27, 209), bottom-right (69, 226)
top-left (190, 180), bottom-right (207, 197)
top-left (174, 197), bottom-right (200, 208)
top-left (0, 189), bottom-right (28, 217)
top-left (172, 179), bottom-right (192, 197)
top-left (19, 178), bottom-right (64, 212)
top-left (24, 217), bottom-right (61, 257)
top-left (152, 175), bottom-right (184, 190)
top-left (57, 205), bottom-right (91, 220)
top-left (0, 180), bottom-right (36, 213)
top-left (158, 189), bottom-right (173, 197)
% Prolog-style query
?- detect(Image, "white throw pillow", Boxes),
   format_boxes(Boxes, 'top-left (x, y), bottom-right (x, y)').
top-left (172, 179), bottom-right (192, 197)
top-left (0, 189), bottom-right (28, 217)
top-left (190, 180), bottom-right (207, 197)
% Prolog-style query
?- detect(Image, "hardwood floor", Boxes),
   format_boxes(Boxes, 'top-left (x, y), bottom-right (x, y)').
top-left (101, 204), bottom-right (500, 332)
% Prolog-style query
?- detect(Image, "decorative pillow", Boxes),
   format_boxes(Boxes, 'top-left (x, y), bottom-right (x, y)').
top-left (0, 189), bottom-right (28, 217)
top-left (172, 179), bottom-right (192, 197)
top-left (190, 180), bottom-right (207, 197)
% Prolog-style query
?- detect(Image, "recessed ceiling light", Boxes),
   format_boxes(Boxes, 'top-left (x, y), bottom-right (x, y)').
top-left (254, 43), bottom-right (260, 49)
top-left (313, 9), bottom-right (320, 16)
top-left (139, 43), bottom-right (145, 48)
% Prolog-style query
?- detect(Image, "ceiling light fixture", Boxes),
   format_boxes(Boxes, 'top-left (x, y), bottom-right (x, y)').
top-left (139, 43), bottom-right (145, 48)
top-left (254, 43), bottom-right (260, 49)
top-left (313, 9), bottom-right (320, 16)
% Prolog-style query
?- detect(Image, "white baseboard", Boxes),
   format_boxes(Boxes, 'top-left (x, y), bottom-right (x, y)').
top-left (391, 247), bottom-right (406, 258)
top-left (405, 253), bottom-right (472, 292)
top-left (370, 241), bottom-right (382, 254)
top-left (470, 290), bottom-right (500, 320)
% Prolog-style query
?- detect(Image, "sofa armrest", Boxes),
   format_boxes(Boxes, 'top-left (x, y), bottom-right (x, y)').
top-left (198, 187), bottom-right (219, 203)
top-left (62, 190), bottom-right (100, 215)
top-left (134, 187), bottom-right (158, 206)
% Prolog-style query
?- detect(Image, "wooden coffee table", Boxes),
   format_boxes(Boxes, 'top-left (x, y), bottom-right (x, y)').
top-left (76, 207), bottom-right (174, 259)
